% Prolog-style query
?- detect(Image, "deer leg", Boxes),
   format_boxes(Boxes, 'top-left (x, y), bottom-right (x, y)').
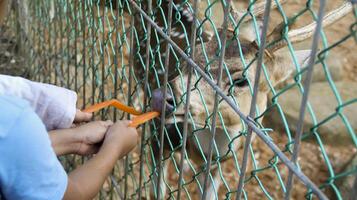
top-left (150, 141), bottom-right (169, 200)
top-left (151, 160), bottom-right (169, 200)
top-left (174, 152), bottom-right (191, 173)
top-left (198, 167), bottom-right (221, 200)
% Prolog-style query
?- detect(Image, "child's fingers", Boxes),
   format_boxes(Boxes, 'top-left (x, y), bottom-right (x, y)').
top-left (103, 120), bottom-right (114, 127)
top-left (74, 109), bottom-right (93, 123)
top-left (121, 120), bottom-right (132, 126)
top-left (78, 144), bottom-right (100, 155)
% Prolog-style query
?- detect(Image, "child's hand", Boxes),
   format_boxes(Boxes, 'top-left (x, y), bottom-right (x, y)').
top-left (74, 120), bottom-right (113, 155)
top-left (74, 109), bottom-right (93, 123)
top-left (102, 120), bottom-right (138, 158)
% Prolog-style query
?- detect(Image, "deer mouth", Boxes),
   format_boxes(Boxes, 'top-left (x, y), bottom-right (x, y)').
top-left (163, 113), bottom-right (194, 137)
top-left (165, 113), bottom-right (185, 124)
top-left (164, 113), bottom-right (230, 134)
top-left (160, 116), bottom-right (237, 160)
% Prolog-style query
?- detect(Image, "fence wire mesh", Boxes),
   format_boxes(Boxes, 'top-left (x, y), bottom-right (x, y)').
top-left (2, 0), bottom-right (357, 199)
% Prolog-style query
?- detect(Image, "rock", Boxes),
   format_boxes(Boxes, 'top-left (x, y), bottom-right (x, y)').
top-left (310, 58), bottom-right (344, 82)
top-left (336, 153), bottom-right (357, 200)
top-left (266, 81), bottom-right (357, 146)
top-left (274, 48), bottom-right (346, 90)
top-left (282, 40), bottom-right (345, 83)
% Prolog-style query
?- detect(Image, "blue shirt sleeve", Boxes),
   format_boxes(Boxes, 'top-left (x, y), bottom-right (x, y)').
top-left (0, 95), bottom-right (68, 200)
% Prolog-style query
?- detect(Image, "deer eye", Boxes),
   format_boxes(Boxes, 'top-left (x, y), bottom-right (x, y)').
top-left (233, 76), bottom-right (249, 87)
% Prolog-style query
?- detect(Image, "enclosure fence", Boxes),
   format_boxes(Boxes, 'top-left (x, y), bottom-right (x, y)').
top-left (4, 0), bottom-right (357, 199)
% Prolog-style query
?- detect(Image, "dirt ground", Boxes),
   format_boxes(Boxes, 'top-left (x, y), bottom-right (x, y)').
top-left (0, 0), bottom-right (356, 200)
top-left (163, 130), bottom-right (356, 200)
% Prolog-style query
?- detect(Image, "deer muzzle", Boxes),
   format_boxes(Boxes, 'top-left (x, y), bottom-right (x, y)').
top-left (151, 88), bottom-right (175, 117)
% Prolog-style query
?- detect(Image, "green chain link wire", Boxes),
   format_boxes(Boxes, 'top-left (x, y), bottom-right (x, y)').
top-left (5, 0), bottom-right (356, 199)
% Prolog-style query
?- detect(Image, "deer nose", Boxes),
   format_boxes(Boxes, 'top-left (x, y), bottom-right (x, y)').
top-left (152, 88), bottom-right (175, 116)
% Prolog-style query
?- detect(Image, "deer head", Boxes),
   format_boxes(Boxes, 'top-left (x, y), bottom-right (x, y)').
top-left (146, 1), bottom-right (352, 159)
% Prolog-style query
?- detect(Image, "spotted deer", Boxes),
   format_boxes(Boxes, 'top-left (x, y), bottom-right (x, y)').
top-left (136, 1), bottom-right (353, 199)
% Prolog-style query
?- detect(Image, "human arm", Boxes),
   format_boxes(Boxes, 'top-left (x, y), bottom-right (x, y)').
top-left (49, 120), bottom-right (113, 156)
top-left (63, 121), bottom-right (138, 200)
top-left (0, 74), bottom-right (78, 130)
top-left (0, 96), bottom-right (68, 200)
top-left (0, 95), bottom-right (138, 200)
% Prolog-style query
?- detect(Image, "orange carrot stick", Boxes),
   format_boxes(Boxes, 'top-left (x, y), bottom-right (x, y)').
top-left (129, 111), bottom-right (160, 128)
top-left (82, 100), bottom-right (160, 127)
top-left (83, 99), bottom-right (141, 115)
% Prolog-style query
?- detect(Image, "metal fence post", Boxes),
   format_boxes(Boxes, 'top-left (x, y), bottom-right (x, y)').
top-left (285, 0), bottom-right (327, 199)
top-left (235, 0), bottom-right (273, 199)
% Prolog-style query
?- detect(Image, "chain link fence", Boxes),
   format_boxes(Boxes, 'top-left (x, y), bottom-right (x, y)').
top-left (2, 0), bottom-right (357, 199)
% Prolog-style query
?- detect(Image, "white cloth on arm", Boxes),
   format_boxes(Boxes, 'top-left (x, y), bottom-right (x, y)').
top-left (0, 75), bottom-right (77, 130)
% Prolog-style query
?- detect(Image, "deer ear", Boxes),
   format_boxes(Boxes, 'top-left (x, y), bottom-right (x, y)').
top-left (261, 49), bottom-right (311, 90)
top-left (239, 19), bottom-right (263, 43)
top-left (228, 18), bottom-right (263, 43)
